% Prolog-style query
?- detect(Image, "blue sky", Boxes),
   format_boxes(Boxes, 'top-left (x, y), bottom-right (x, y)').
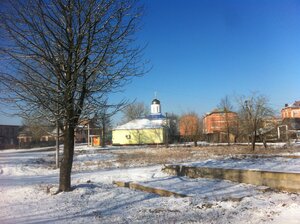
top-left (116, 0), bottom-right (300, 117)
top-left (1, 0), bottom-right (300, 125)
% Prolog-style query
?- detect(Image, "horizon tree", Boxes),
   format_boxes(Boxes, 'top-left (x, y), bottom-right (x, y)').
top-left (179, 112), bottom-right (202, 146)
top-left (121, 101), bottom-right (149, 123)
top-left (217, 95), bottom-right (238, 145)
top-left (93, 98), bottom-right (127, 147)
top-left (237, 93), bottom-right (274, 151)
top-left (165, 112), bottom-right (179, 144)
top-left (0, 0), bottom-right (146, 191)
top-left (22, 115), bottom-right (55, 143)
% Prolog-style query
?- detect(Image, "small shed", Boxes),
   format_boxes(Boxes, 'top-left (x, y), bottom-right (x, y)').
top-left (89, 135), bottom-right (101, 146)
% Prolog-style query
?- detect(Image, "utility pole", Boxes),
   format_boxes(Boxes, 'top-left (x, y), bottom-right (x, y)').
top-left (87, 122), bottom-right (90, 146)
top-left (55, 77), bottom-right (60, 169)
top-left (165, 112), bottom-right (169, 148)
top-left (56, 120), bottom-right (60, 168)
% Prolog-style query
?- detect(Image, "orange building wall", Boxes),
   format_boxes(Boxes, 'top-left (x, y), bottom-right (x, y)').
top-left (281, 107), bottom-right (300, 119)
top-left (203, 112), bottom-right (238, 134)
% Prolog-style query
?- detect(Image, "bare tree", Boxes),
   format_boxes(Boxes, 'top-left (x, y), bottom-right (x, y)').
top-left (165, 112), bottom-right (179, 144)
top-left (217, 96), bottom-right (238, 145)
top-left (179, 112), bottom-right (202, 146)
top-left (95, 111), bottom-right (112, 148)
top-left (237, 93), bottom-right (273, 151)
top-left (0, 0), bottom-right (145, 191)
top-left (22, 116), bottom-right (53, 143)
top-left (122, 102), bottom-right (149, 123)
top-left (94, 98), bottom-right (127, 147)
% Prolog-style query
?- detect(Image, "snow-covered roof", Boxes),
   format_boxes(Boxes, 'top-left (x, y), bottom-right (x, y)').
top-left (293, 101), bottom-right (300, 107)
top-left (114, 118), bottom-right (165, 130)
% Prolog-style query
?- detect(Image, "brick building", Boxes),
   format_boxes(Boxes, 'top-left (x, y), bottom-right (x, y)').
top-left (281, 101), bottom-right (300, 119)
top-left (0, 125), bottom-right (20, 149)
top-left (203, 110), bottom-right (238, 143)
top-left (281, 101), bottom-right (300, 140)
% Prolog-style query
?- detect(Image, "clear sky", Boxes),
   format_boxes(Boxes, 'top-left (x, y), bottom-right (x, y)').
top-left (1, 0), bottom-right (300, 125)
top-left (115, 0), bottom-right (300, 119)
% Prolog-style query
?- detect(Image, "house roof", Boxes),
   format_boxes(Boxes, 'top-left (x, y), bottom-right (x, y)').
top-left (204, 110), bottom-right (237, 117)
top-left (293, 101), bottom-right (300, 107)
top-left (283, 101), bottom-right (300, 108)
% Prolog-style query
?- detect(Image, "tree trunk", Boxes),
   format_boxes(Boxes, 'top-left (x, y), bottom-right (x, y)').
top-left (227, 128), bottom-right (230, 146)
top-left (251, 131), bottom-right (256, 151)
top-left (226, 113), bottom-right (230, 146)
top-left (263, 135), bottom-right (267, 149)
top-left (101, 120), bottom-right (106, 148)
top-left (194, 140), bottom-right (197, 147)
top-left (59, 124), bottom-right (75, 192)
top-left (165, 128), bottom-right (169, 148)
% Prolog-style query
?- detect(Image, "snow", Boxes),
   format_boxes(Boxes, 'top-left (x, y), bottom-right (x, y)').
top-left (74, 152), bottom-right (116, 162)
top-left (185, 156), bottom-right (300, 172)
top-left (0, 145), bottom-right (300, 223)
top-left (272, 203), bottom-right (300, 224)
top-left (0, 147), bottom-right (56, 176)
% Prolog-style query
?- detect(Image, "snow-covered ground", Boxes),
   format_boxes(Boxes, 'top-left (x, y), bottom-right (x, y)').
top-left (186, 156), bottom-right (300, 173)
top-left (0, 145), bottom-right (300, 223)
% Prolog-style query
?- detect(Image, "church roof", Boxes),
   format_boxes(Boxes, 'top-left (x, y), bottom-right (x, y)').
top-left (147, 114), bottom-right (165, 119)
top-left (152, 99), bottom-right (160, 104)
top-left (114, 118), bottom-right (165, 130)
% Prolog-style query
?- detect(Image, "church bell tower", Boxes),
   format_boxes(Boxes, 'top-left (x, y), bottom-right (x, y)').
top-left (151, 98), bottom-right (161, 114)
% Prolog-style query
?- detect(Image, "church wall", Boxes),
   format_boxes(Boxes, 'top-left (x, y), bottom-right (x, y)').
top-left (112, 128), bottom-right (164, 145)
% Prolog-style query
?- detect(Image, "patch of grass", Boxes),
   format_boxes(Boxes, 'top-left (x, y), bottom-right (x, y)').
top-left (116, 148), bottom-right (193, 166)
top-left (73, 144), bottom-right (300, 170)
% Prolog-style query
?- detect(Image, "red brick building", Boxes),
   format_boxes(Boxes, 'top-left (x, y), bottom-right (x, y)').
top-left (203, 110), bottom-right (238, 143)
top-left (281, 101), bottom-right (300, 119)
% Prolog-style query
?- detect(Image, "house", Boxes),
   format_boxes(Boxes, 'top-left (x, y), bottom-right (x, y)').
top-left (40, 127), bottom-right (63, 142)
top-left (281, 101), bottom-right (300, 140)
top-left (0, 125), bottom-right (20, 149)
top-left (281, 101), bottom-right (300, 119)
top-left (259, 117), bottom-right (282, 142)
top-left (203, 110), bottom-right (238, 143)
top-left (17, 128), bottom-right (33, 144)
top-left (75, 118), bottom-right (102, 145)
top-left (112, 99), bottom-right (166, 145)
top-left (39, 119), bottom-right (101, 145)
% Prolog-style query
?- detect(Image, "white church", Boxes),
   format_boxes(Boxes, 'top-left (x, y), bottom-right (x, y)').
top-left (112, 98), bottom-right (166, 145)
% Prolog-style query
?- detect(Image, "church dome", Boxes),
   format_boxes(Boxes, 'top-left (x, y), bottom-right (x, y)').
top-left (152, 99), bottom-right (160, 104)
